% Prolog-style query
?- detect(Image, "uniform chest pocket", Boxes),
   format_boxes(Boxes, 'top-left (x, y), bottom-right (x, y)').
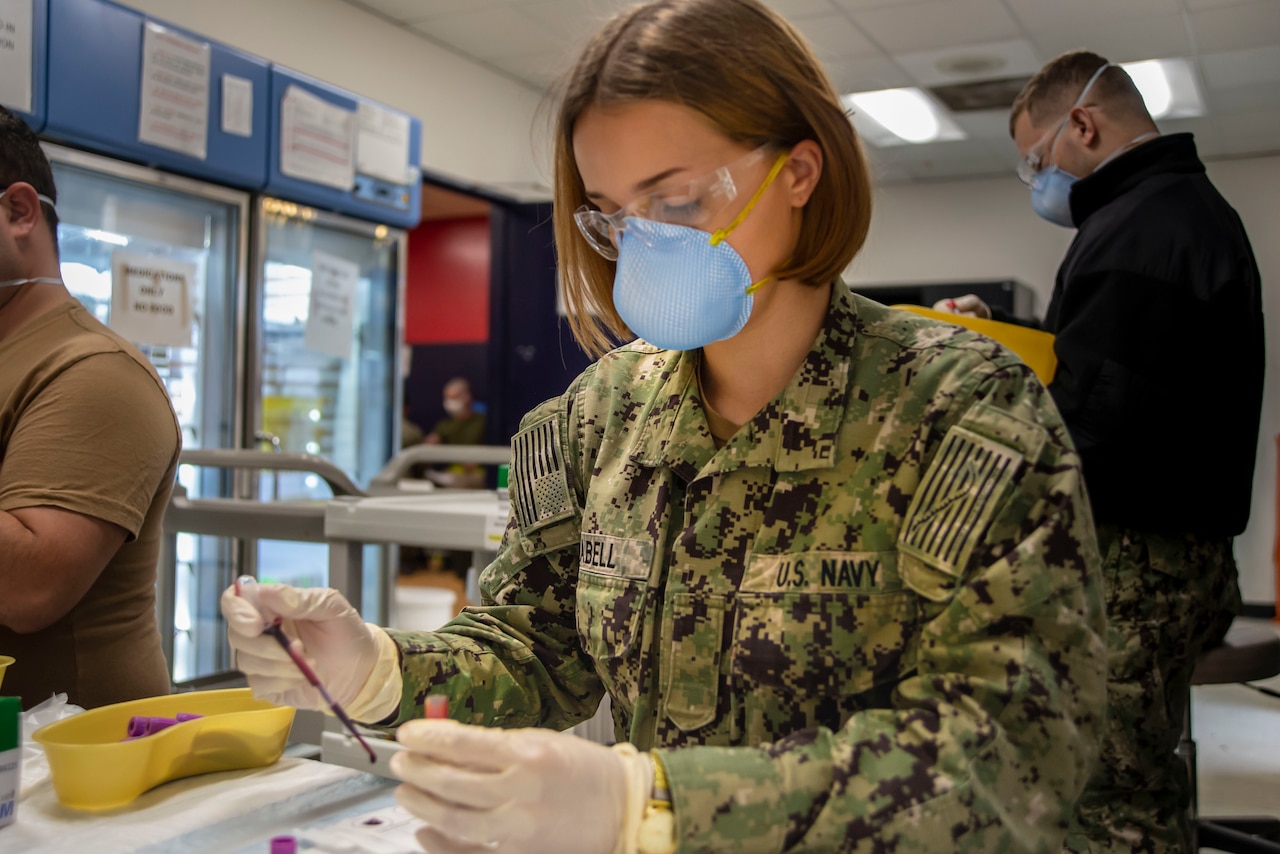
top-left (660, 593), bottom-right (725, 732)
top-left (576, 570), bottom-right (650, 663)
top-left (730, 590), bottom-right (918, 737)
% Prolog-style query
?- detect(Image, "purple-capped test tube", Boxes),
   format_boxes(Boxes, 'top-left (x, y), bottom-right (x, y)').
top-left (125, 713), bottom-right (204, 739)
top-left (127, 716), bottom-right (176, 738)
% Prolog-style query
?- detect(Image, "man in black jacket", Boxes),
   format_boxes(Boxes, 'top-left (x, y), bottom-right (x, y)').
top-left (939, 51), bottom-right (1265, 853)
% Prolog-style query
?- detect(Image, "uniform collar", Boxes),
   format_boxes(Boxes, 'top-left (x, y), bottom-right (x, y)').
top-left (629, 284), bottom-right (856, 481)
top-left (1069, 133), bottom-right (1204, 225)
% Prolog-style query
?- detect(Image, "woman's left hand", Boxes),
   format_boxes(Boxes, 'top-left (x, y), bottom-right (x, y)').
top-left (391, 719), bottom-right (651, 854)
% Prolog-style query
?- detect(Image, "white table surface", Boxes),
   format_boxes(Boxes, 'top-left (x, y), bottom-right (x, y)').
top-left (1, 756), bottom-right (409, 854)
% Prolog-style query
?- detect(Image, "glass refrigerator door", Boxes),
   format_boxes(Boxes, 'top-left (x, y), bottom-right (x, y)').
top-left (251, 199), bottom-right (403, 618)
top-left (46, 145), bottom-right (248, 684)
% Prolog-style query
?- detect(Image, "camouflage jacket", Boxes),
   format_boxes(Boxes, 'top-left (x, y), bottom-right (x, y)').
top-left (385, 286), bottom-right (1107, 853)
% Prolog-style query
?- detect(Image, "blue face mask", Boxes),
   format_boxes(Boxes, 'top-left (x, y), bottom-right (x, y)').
top-left (613, 218), bottom-right (759, 351)
top-left (1029, 163), bottom-right (1080, 228)
top-left (611, 153), bottom-right (788, 351)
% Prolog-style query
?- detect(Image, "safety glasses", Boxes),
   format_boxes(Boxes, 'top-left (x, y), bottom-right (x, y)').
top-left (1015, 114), bottom-right (1070, 187)
top-left (574, 146), bottom-right (773, 261)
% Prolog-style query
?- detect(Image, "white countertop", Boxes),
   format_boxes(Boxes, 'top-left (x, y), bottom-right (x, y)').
top-left (3, 755), bottom-right (407, 854)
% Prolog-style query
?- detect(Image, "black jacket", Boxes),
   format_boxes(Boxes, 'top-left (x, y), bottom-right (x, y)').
top-left (1009, 134), bottom-right (1264, 537)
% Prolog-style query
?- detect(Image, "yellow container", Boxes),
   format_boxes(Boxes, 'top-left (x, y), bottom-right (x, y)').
top-left (891, 304), bottom-right (1059, 384)
top-left (0, 655), bottom-right (12, 691)
top-left (32, 688), bottom-right (294, 811)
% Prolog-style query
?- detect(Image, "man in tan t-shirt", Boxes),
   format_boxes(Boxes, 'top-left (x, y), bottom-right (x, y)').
top-left (0, 106), bottom-right (180, 710)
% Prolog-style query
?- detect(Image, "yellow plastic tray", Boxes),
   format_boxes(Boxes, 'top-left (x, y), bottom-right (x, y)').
top-left (891, 304), bottom-right (1058, 384)
top-left (0, 654), bottom-right (12, 691)
top-left (32, 688), bottom-right (294, 811)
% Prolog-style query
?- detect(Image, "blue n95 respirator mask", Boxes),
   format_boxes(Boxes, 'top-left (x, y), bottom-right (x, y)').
top-left (576, 150), bottom-right (790, 352)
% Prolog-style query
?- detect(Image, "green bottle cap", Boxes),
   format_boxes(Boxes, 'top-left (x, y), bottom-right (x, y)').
top-left (497, 464), bottom-right (509, 489)
top-left (0, 696), bottom-right (19, 752)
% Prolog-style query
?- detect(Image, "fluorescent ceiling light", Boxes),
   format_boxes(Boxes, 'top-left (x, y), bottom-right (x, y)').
top-left (1119, 57), bottom-right (1204, 119)
top-left (840, 88), bottom-right (967, 147)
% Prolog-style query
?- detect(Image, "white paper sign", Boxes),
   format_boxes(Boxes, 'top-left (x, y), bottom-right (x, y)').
top-left (110, 251), bottom-right (196, 348)
top-left (356, 102), bottom-right (411, 185)
top-left (221, 74), bottom-right (253, 137)
top-left (304, 250), bottom-right (358, 359)
top-left (484, 512), bottom-right (507, 549)
top-left (281, 85), bottom-right (355, 190)
top-left (138, 22), bottom-right (210, 160)
top-left (0, 0), bottom-right (34, 114)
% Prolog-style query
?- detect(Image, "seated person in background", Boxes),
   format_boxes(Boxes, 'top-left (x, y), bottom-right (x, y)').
top-left (223, 4), bottom-right (1107, 853)
top-left (0, 106), bottom-right (181, 710)
top-left (937, 52), bottom-right (1263, 851)
top-left (421, 375), bottom-right (488, 580)
top-left (422, 376), bottom-right (486, 489)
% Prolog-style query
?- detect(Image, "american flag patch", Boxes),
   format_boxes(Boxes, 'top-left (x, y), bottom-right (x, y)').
top-left (900, 426), bottom-right (1022, 573)
top-left (511, 417), bottom-right (574, 531)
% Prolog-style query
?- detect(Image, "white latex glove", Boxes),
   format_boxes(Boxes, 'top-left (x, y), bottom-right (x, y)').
top-left (221, 581), bottom-right (399, 719)
top-left (931, 294), bottom-right (992, 319)
top-left (391, 719), bottom-right (652, 854)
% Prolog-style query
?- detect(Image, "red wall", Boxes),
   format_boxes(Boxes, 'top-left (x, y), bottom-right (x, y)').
top-left (404, 216), bottom-right (490, 344)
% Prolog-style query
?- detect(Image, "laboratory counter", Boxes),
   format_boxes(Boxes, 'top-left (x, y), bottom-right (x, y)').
top-left (2, 753), bottom-right (414, 854)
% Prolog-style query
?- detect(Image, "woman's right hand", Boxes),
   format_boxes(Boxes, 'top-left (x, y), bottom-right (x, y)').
top-left (220, 582), bottom-right (384, 713)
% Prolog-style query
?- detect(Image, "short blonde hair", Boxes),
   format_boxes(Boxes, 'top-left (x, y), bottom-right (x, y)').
top-left (552, 0), bottom-right (873, 357)
top-left (1010, 50), bottom-right (1150, 137)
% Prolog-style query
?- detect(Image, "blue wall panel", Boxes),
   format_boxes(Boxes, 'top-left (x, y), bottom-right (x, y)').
top-left (44, 0), bottom-right (269, 189)
top-left (6, 0), bottom-right (48, 132)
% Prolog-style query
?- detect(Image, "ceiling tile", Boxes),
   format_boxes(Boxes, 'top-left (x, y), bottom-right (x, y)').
top-left (869, 136), bottom-right (1006, 163)
top-left (895, 38), bottom-right (1043, 87)
top-left (788, 12), bottom-right (879, 60)
top-left (488, 50), bottom-right (575, 89)
top-left (952, 110), bottom-right (1019, 143)
top-left (1208, 82), bottom-right (1280, 115)
top-left (764, 0), bottom-right (841, 19)
top-left (851, 0), bottom-right (1021, 53)
top-left (861, 158), bottom-right (916, 186)
top-left (1189, 1), bottom-right (1280, 53)
top-left (1201, 45), bottom-right (1280, 88)
top-left (518, 0), bottom-right (617, 50)
top-left (823, 55), bottom-right (914, 93)
top-left (412, 8), bottom-right (565, 60)
top-left (1024, 14), bottom-right (1192, 64)
top-left (1183, 0), bottom-right (1263, 8)
top-left (1004, 0), bottom-right (1180, 31)
top-left (352, 0), bottom-right (504, 24)
top-left (1209, 108), bottom-right (1280, 156)
top-left (903, 153), bottom-right (1012, 181)
top-left (833, 0), bottom-right (931, 11)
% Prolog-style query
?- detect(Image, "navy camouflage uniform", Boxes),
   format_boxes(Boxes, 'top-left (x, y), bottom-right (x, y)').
top-left (382, 286), bottom-right (1107, 852)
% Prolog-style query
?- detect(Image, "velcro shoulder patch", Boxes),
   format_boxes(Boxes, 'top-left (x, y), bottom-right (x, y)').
top-left (900, 424), bottom-right (1023, 575)
top-left (511, 415), bottom-right (576, 533)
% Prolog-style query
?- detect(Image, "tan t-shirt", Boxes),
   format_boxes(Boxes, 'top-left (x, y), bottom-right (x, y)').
top-left (0, 302), bottom-right (180, 710)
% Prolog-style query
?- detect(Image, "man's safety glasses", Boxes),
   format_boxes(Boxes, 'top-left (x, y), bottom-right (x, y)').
top-left (1015, 115), bottom-right (1070, 187)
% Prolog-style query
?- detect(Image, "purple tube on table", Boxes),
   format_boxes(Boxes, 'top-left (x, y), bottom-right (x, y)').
top-left (124, 713), bottom-right (205, 740)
